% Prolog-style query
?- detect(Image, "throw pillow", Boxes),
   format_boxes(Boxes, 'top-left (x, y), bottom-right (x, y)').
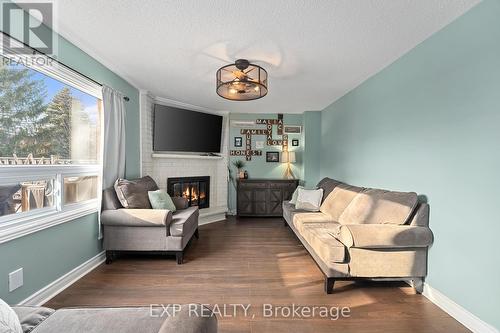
top-left (295, 188), bottom-right (324, 212)
top-left (114, 175), bottom-right (159, 209)
top-left (148, 190), bottom-right (177, 212)
top-left (0, 298), bottom-right (22, 333)
top-left (289, 186), bottom-right (304, 205)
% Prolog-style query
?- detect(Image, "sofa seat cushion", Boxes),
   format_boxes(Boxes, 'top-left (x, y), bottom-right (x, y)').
top-left (339, 188), bottom-right (418, 225)
top-left (13, 306), bottom-right (55, 333)
top-left (292, 212), bottom-right (334, 233)
top-left (319, 184), bottom-right (363, 220)
top-left (170, 207), bottom-right (199, 237)
top-left (29, 307), bottom-right (167, 333)
top-left (282, 201), bottom-right (309, 224)
top-left (300, 223), bottom-right (347, 263)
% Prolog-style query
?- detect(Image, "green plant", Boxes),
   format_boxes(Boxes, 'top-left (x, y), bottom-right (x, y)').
top-left (232, 159), bottom-right (246, 170)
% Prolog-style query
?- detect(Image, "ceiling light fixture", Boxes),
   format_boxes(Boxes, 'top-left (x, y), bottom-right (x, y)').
top-left (216, 59), bottom-right (268, 101)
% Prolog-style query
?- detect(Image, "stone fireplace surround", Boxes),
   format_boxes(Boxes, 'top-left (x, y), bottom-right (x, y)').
top-left (140, 92), bottom-right (229, 224)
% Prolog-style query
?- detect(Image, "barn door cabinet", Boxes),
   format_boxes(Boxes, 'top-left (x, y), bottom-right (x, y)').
top-left (237, 179), bottom-right (299, 217)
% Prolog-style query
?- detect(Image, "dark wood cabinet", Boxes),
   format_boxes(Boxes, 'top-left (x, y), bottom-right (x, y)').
top-left (237, 179), bottom-right (299, 217)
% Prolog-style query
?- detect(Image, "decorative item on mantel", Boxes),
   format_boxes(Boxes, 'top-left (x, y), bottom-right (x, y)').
top-left (282, 151), bottom-right (296, 179)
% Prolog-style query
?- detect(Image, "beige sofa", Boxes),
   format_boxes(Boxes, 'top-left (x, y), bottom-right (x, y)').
top-left (283, 178), bottom-right (433, 294)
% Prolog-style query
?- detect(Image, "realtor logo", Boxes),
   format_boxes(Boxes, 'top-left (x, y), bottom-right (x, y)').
top-left (1, 1), bottom-right (55, 55)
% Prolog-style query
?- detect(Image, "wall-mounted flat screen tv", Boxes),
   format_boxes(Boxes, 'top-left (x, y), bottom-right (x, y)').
top-left (153, 104), bottom-right (223, 153)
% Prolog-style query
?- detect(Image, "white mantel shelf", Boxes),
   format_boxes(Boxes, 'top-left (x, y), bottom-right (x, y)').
top-left (151, 153), bottom-right (223, 160)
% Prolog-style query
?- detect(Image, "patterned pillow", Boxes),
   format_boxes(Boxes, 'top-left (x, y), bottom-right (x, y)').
top-left (114, 176), bottom-right (159, 209)
top-left (0, 298), bottom-right (22, 333)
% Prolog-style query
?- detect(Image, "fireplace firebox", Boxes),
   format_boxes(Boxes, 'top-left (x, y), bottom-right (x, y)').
top-left (167, 176), bottom-right (210, 209)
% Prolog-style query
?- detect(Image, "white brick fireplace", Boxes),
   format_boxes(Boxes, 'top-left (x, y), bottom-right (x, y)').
top-left (139, 92), bottom-right (229, 224)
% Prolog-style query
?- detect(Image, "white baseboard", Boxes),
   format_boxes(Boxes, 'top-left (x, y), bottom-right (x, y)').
top-left (199, 212), bottom-right (226, 225)
top-left (409, 281), bottom-right (498, 333)
top-left (199, 206), bottom-right (227, 225)
top-left (18, 251), bottom-right (106, 306)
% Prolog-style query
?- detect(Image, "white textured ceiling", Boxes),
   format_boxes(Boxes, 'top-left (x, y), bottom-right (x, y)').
top-left (49, 0), bottom-right (479, 113)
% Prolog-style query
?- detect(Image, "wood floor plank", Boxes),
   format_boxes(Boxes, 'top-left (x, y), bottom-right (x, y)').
top-left (45, 217), bottom-right (469, 333)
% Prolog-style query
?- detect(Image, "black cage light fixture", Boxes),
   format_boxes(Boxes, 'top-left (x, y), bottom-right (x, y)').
top-left (216, 59), bottom-right (268, 101)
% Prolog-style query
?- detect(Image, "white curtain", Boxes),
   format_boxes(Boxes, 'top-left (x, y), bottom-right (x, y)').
top-left (99, 86), bottom-right (126, 239)
top-left (102, 86), bottom-right (126, 188)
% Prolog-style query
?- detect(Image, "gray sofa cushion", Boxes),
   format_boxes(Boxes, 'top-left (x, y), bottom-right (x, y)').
top-left (339, 188), bottom-right (418, 225)
top-left (172, 196), bottom-right (189, 210)
top-left (24, 305), bottom-right (216, 333)
top-left (13, 306), bottom-right (54, 333)
top-left (300, 222), bottom-right (347, 263)
top-left (319, 183), bottom-right (363, 220)
top-left (29, 307), bottom-right (166, 333)
top-left (170, 207), bottom-right (199, 237)
top-left (102, 188), bottom-right (123, 210)
top-left (316, 177), bottom-right (343, 203)
top-left (114, 176), bottom-right (159, 209)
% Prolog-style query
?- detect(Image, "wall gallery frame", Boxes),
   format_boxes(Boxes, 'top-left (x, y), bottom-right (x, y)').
top-left (292, 139), bottom-right (299, 146)
top-left (234, 137), bottom-right (243, 147)
top-left (284, 125), bottom-right (302, 134)
top-left (266, 151), bottom-right (280, 163)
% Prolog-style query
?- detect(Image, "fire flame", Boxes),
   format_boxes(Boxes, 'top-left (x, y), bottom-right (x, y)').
top-left (182, 186), bottom-right (205, 204)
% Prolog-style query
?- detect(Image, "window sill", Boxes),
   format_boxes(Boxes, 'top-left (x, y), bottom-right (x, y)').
top-left (0, 201), bottom-right (99, 244)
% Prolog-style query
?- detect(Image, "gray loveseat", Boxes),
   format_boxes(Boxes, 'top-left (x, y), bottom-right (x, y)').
top-left (283, 178), bottom-right (433, 294)
top-left (101, 184), bottom-right (199, 264)
top-left (12, 304), bottom-right (217, 333)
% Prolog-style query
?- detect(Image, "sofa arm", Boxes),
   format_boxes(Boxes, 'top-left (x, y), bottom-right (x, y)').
top-left (101, 209), bottom-right (173, 228)
top-left (332, 224), bottom-right (433, 249)
top-left (157, 304), bottom-right (217, 333)
top-left (172, 196), bottom-right (189, 210)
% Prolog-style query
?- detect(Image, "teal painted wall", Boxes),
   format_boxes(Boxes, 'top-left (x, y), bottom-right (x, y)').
top-left (228, 113), bottom-right (303, 213)
top-left (319, 1), bottom-right (499, 329)
top-left (0, 7), bottom-right (140, 304)
top-left (303, 111), bottom-right (321, 187)
top-left (0, 214), bottom-right (101, 304)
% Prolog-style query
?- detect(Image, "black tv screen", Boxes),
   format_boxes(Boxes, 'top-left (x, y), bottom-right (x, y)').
top-left (153, 104), bottom-right (223, 153)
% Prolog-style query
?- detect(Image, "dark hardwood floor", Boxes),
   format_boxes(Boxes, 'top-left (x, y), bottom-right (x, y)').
top-left (46, 217), bottom-right (469, 333)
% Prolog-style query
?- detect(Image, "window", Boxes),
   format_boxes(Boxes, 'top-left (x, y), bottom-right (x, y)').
top-left (0, 35), bottom-right (103, 243)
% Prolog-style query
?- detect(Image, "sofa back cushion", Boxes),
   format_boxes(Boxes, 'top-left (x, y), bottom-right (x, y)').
top-left (102, 187), bottom-right (123, 210)
top-left (114, 175), bottom-right (159, 209)
top-left (338, 188), bottom-right (418, 225)
top-left (320, 183), bottom-right (363, 220)
top-left (316, 177), bottom-right (343, 203)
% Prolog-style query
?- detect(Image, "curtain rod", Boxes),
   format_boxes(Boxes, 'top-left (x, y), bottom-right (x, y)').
top-left (1, 32), bottom-right (130, 101)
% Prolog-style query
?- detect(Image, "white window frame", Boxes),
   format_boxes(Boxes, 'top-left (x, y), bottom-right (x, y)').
top-left (0, 33), bottom-right (103, 244)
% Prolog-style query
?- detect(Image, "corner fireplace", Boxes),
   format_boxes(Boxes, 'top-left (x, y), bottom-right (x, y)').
top-left (167, 176), bottom-right (210, 209)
